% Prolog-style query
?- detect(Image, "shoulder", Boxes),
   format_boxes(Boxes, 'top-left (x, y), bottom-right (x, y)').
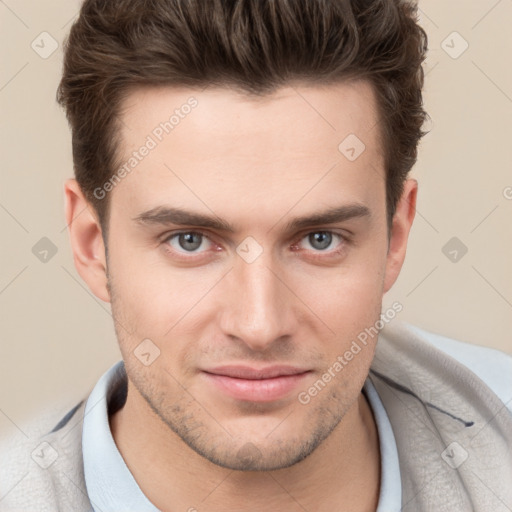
top-left (380, 321), bottom-right (512, 413)
top-left (0, 400), bottom-right (90, 511)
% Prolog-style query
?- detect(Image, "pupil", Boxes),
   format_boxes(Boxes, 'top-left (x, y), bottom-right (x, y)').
top-left (310, 232), bottom-right (331, 250)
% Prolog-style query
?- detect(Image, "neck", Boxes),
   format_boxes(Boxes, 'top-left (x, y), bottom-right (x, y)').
top-left (110, 384), bottom-right (381, 512)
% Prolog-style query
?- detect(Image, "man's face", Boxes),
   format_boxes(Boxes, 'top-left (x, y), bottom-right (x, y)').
top-left (106, 81), bottom-right (391, 470)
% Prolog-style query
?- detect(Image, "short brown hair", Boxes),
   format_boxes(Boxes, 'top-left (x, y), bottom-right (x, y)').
top-left (57, 0), bottom-right (429, 234)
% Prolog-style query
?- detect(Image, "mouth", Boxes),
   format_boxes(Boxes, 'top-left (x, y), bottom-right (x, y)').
top-left (201, 365), bottom-right (312, 402)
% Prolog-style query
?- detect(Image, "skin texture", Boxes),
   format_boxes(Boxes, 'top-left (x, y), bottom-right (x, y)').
top-left (65, 80), bottom-right (417, 512)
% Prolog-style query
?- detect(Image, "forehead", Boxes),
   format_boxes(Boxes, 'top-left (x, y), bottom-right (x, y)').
top-left (111, 81), bottom-right (385, 224)
top-left (117, 80), bottom-right (381, 155)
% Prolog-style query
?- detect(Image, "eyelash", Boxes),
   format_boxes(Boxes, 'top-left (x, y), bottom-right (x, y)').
top-left (161, 229), bottom-right (351, 261)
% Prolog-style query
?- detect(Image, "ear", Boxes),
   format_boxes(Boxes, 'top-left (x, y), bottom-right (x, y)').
top-left (64, 179), bottom-right (110, 303)
top-left (383, 178), bottom-right (418, 294)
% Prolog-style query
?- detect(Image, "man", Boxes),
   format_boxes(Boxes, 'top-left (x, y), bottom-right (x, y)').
top-left (1, 0), bottom-right (511, 511)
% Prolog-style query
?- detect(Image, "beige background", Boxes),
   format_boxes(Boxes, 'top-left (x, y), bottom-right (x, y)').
top-left (1, 0), bottom-right (511, 436)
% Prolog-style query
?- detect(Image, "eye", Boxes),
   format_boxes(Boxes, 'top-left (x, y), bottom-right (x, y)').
top-left (164, 231), bottom-right (213, 254)
top-left (297, 231), bottom-right (346, 252)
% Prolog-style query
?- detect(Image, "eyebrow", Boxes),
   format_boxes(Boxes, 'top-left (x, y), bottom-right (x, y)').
top-left (132, 203), bottom-right (371, 233)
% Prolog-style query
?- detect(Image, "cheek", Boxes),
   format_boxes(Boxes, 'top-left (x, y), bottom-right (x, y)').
top-left (294, 249), bottom-right (386, 373)
top-left (303, 257), bottom-right (386, 328)
top-left (108, 247), bottom-right (222, 346)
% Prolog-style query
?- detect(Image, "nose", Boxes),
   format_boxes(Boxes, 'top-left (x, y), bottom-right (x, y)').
top-left (219, 252), bottom-right (295, 352)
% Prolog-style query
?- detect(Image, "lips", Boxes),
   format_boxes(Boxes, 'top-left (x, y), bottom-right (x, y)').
top-left (201, 365), bottom-right (311, 402)
top-left (204, 365), bottom-right (310, 379)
